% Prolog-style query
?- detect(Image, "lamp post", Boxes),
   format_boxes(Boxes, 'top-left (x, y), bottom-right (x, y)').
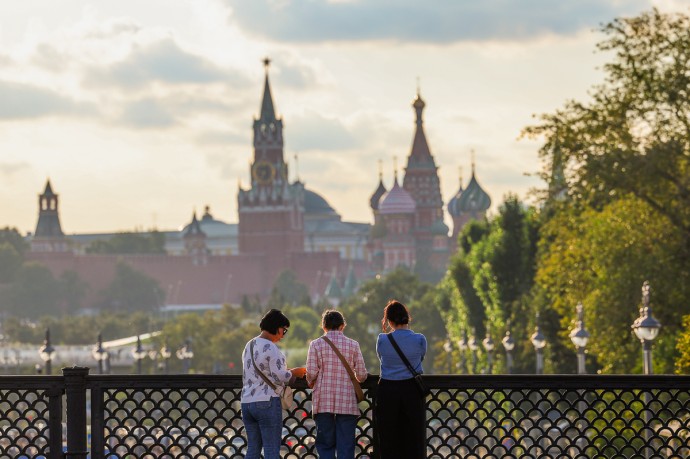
top-left (502, 329), bottom-right (515, 374)
top-left (631, 281), bottom-right (661, 375)
top-left (92, 333), bottom-right (108, 375)
top-left (530, 315), bottom-right (546, 374)
top-left (443, 337), bottom-right (453, 373)
top-left (569, 303), bottom-right (590, 374)
top-left (468, 331), bottom-right (479, 374)
top-left (482, 332), bottom-right (495, 374)
top-left (132, 335), bottom-right (147, 375)
top-left (176, 339), bottom-right (194, 373)
top-left (456, 330), bottom-right (468, 374)
top-left (159, 344), bottom-right (172, 374)
top-left (631, 281), bottom-right (661, 459)
top-left (38, 328), bottom-right (56, 375)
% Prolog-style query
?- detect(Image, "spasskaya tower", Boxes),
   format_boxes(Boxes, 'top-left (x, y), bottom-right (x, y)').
top-left (238, 59), bottom-right (305, 283)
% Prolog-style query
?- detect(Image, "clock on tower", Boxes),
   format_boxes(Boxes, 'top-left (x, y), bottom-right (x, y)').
top-left (252, 160), bottom-right (276, 185)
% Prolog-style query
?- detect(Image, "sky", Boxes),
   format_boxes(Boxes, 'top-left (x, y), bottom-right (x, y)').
top-left (0, 0), bottom-right (687, 235)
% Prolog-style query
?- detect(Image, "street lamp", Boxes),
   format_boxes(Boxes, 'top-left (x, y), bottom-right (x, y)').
top-left (502, 329), bottom-right (515, 374)
top-left (92, 333), bottom-right (108, 375)
top-left (482, 332), bottom-right (495, 374)
top-left (38, 328), bottom-right (56, 375)
top-left (631, 281), bottom-right (661, 375)
top-left (456, 330), bottom-right (468, 374)
top-left (443, 337), bottom-right (453, 373)
top-left (132, 335), bottom-right (147, 375)
top-left (176, 339), bottom-right (194, 373)
top-left (569, 303), bottom-right (590, 374)
top-left (159, 344), bottom-right (172, 374)
top-left (468, 331), bottom-right (479, 374)
top-left (530, 315), bottom-right (546, 374)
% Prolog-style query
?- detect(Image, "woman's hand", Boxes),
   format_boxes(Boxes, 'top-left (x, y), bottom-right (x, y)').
top-left (290, 367), bottom-right (307, 378)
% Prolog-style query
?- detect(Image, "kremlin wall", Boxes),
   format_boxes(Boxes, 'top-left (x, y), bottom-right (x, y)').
top-left (26, 61), bottom-right (491, 310)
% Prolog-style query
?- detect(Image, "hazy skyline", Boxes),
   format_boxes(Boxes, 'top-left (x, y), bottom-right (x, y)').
top-left (1, 0), bottom-right (685, 235)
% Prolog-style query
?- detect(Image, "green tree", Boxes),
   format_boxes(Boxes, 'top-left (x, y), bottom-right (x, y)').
top-left (339, 267), bottom-right (441, 371)
top-left (86, 231), bottom-right (166, 254)
top-left (267, 270), bottom-right (311, 308)
top-left (447, 196), bottom-right (543, 374)
top-left (675, 315), bottom-right (690, 374)
top-left (99, 262), bottom-right (164, 312)
top-left (0, 243), bottom-right (23, 283)
top-left (5, 262), bottom-right (60, 318)
top-left (536, 197), bottom-right (688, 373)
top-left (523, 9), bottom-right (690, 247)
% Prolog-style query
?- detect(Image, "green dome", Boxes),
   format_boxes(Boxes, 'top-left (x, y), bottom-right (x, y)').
top-left (430, 219), bottom-right (449, 236)
top-left (457, 173), bottom-right (491, 213)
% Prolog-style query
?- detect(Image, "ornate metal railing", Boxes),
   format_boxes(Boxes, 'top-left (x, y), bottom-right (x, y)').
top-left (1, 370), bottom-right (689, 458)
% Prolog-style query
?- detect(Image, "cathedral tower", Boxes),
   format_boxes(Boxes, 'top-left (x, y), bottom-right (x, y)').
top-left (401, 89), bottom-right (448, 279)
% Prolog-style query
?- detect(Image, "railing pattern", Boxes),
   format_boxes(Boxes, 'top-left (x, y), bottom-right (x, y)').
top-left (0, 377), bottom-right (63, 459)
top-left (1, 371), bottom-right (690, 458)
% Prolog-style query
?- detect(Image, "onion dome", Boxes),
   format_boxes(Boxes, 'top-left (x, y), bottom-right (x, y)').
top-left (431, 219), bottom-right (450, 236)
top-left (378, 177), bottom-right (416, 215)
top-left (369, 176), bottom-right (387, 211)
top-left (447, 175), bottom-right (464, 217)
top-left (457, 169), bottom-right (491, 213)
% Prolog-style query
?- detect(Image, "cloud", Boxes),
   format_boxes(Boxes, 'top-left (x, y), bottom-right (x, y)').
top-left (0, 80), bottom-right (95, 119)
top-left (228, 0), bottom-right (649, 43)
top-left (117, 98), bottom-right (176, 128)
top-left (0, 162), bottom-right (30, 176)
top-left (289, 111), bottom-right (358, 151)
top-left (85, 38), bottom-right (246, 89)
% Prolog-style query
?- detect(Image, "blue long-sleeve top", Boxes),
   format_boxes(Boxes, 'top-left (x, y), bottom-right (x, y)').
top-left (376, 329), bottom-right (427, 380)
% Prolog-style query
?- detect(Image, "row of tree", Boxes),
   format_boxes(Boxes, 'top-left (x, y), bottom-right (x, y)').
top-left (443, 8), bottom-right (690, 374)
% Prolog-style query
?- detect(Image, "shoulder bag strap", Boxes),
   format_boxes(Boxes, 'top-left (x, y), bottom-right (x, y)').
top-left (250, 339), bottom-right (278, 391)
top-left (387, 333), bottom-right (419, 377)
top-left (322, 336), bottom-right (361, 389)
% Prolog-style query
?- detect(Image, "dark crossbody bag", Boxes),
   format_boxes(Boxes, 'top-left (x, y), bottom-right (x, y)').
top-left (387, 333), bottom-right (431, 397)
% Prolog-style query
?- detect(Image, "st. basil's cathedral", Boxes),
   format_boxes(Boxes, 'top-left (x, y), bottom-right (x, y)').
top-left (26, 60), bottom-right (491, 310)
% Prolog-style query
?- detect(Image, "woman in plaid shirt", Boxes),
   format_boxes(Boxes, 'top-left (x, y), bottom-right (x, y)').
top-left (306, 310), bottom-right (368, 459)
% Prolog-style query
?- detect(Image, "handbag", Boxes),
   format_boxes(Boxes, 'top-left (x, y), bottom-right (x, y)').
top-left (322, 336), bottom-right (365, 403)
top-left (250, 340), bottom-right (295, 410)
top-left (387, 333), bottom-right (431, 397)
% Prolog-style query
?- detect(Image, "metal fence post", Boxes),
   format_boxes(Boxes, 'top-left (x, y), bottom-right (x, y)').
top-left (63, 366), bottom-right (90, 459)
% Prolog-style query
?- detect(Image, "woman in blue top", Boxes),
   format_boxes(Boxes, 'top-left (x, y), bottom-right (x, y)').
top-left (375, 299), bottom-right (427, 459)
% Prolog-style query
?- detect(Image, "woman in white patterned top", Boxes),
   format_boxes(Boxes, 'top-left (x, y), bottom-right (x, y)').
top-left (241, 309), bottom-right (306, 459)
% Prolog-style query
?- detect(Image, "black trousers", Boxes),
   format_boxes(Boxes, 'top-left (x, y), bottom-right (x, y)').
top-left (374, 378), bottom-right (426, 459)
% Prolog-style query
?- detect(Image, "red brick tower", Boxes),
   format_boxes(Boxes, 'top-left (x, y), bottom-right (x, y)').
top-left (238, 59), bottom-right (304, 284)
top-left (31, 179), bottom-right (69, 252)
top-left (401, 89), bottom-right (449, 280)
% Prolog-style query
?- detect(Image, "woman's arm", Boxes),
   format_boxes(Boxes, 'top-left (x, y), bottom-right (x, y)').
top-left (305, 340), bottom-right (320, 386)
top-left (353, 342), bottom-right (368, 383)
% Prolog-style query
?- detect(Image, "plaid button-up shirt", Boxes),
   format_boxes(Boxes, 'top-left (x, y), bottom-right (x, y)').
top-left (306, 330), bottom-right (367, 415)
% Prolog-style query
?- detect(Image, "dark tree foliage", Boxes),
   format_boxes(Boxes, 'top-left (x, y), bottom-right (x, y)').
top-left (267, 270), bottom-right (311, 308)
top-left (86, 231), bottom-right (166, 254)
top-left (98, 262), bottom-right (164, 312)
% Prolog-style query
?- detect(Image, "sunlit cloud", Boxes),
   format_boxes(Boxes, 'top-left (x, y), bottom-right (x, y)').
top-left (0, 80), bottom-right (96, 119)
top-left (227, 0), bottom-right (648, 43)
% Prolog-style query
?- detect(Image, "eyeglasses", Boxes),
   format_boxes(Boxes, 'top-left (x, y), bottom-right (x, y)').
top-left (281, 327), bottom-right (289, 335)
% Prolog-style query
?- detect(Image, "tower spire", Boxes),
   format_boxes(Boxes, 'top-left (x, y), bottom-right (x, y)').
top-left (259, 57), bottom-right (276, 122)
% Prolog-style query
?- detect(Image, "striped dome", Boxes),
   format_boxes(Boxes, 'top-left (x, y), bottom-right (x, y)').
top-left (378, 179), bottom-right (416, 215)
top-left (457, 173), bottom-right (491, 213)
